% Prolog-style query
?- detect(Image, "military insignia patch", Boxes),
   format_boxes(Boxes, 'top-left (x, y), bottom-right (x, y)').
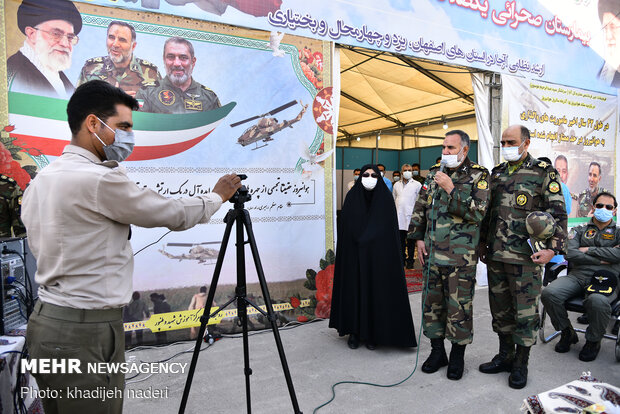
top-left (549, 171), bottom-right (556, 180)
top-left (184, 99), bottom-right (203, 111)
top-left (602, 233), bottom-right (615, 240)
top-left (585, 229), bottom-right (596, 239)
top-left (549, 182), bottom-right (560, 193)
top-left (427, 194), bottom-right (432, 204)
top-left (538, 160), bottom-right (549, 169)
top-left (516, 194), bottom-right (528, 206)
top-left (158, 90), bottom-right (176, 105)
top-left (477, 180), bottom-right (488, 190)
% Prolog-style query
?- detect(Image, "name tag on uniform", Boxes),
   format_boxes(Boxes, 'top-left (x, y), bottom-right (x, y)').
top-left (184, 99), bottom-right (203, 111)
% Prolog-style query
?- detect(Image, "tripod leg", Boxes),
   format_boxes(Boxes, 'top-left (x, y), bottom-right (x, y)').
top-left (235, 209), bottom-right (253, 413)
top-left (178, 210), bottom-right (236, 414)
top-left (241, 210), bottom-right (302, 414)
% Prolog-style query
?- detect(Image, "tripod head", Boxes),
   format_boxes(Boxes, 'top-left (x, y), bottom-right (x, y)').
top-left (230, 174), bottom-right (251, 208)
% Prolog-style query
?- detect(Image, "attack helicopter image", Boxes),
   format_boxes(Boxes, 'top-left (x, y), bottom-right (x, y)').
top-left (230, 100), bottom-right (308, 150)
top-left (159, 241), bottom-right (220, 265)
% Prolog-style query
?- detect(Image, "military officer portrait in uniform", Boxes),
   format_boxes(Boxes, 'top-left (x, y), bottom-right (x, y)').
top-left (479, 124), bottom-right (567, 389)
top-left (409, 130), bottom-right (489, 381)
top-left (575, 161), bottom-right (605, 217)
top-left (7, 0), bottom-right (82, 99)
top-left (135, 37), bottom-right (221, 114)
top-left (77, 21), bottom-right (161, 97)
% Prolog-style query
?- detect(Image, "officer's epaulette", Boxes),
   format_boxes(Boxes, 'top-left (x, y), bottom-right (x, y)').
top-left (141, 80), bottom-right (159, 88)
top-left (429, 162), bottom-right (440, 170)
top-left (492, 162), bottom-right (507, 172)
top-left (201, 84), bottom-right (215, 92)
top-left (136, 57), bottom-right (157, 68)
top-left (0, 175), bottom-right (16, 184)
top-left (471, 163), bottom-right (486, 170)
top-left (534, 159), bottom-right (552, 170)
top-left (84, 56), bottom-right (104, 65)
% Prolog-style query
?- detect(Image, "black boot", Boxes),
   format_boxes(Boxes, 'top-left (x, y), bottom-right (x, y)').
top-left (508, 345), bottom-right (530, 389)
top-left (347, 334), bottom-right (359, 349)
top-left (555, 326), bottom-right (578, 353)
top-left (422, 338), bottom-right (448, 373)
top-left (447, 343), bottom-right (466, 380)
top-left (578, 340), bottom-right (601, 362)
top-left (479, 334), bottom-right (514, 374)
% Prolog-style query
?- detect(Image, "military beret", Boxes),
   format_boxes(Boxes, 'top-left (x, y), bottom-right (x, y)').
top-left (17, 0), bottom-right (83, 35)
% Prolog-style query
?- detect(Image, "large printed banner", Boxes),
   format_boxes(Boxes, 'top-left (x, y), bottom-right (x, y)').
top-left (502, 75), bottom-right (617, 218)
top-left (1, 1), bottom-right (335, 344)
top-left (73, 0), bottom-right (619, 95)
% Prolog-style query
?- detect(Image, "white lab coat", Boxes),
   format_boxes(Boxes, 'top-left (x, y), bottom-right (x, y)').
top-left (393, 179), bottom-right (422, 231)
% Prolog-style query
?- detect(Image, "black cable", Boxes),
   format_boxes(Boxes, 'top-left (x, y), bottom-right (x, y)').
top-left (2, 248), bottom-right (35, 317)
top-left (132, 230), bottom-right (172, 256)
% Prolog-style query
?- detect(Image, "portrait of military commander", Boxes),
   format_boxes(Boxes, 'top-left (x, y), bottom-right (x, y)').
top-left (597, 0), bottom-right (620, 87)
top-left (7, 0), bottom-right (82, 99)
top-left (77, 20), bottom-right (161, 97)
top-left (136, 37), bottom-right (221, 114)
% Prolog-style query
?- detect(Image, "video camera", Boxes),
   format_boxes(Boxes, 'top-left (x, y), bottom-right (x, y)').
top-left (230, 174), bottom-right (251, 205)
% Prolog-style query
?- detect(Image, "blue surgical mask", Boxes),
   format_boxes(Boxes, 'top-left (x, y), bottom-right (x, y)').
top-left (94, 116), bottom-right (135, 162)
top-left (594, 208), bottom-right (614, 222)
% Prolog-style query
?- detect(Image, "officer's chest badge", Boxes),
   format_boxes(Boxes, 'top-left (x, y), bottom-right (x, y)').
top-left (477, 180), bottom-right (488, 190)
top-left (158, 90), bottom-right (176, 106)
top-left (184, 99), bottom-right (203, 111)
top-left (427, 194), bottom-right (432, 204)
top-left (549, 171), bottom-right (556, 180)
top-left (549, 182), bottom-right (560, 193)
top-left (516, 194), bottom-right (528, 206)
top-left (585, 229), bottom-right (597, 239)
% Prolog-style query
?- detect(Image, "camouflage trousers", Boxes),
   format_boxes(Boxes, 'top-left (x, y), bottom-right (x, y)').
top-left (487, 260), bottom-right (542, 347)
top-left (422, 264), bottom-right (476, 345)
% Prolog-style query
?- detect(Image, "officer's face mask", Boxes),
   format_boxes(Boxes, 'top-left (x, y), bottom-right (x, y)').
top-left (502, 141), bottom-right (525, 162)
top-left (441, 147), bottom-right (464, 168)
top-left (594, 207), bottom-right (614, 222)
top-left (93, 116), bottom-right (135, 162)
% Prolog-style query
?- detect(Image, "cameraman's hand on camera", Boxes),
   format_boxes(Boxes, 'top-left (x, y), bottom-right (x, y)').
top-left (213, 174), bottom-right (242, 202)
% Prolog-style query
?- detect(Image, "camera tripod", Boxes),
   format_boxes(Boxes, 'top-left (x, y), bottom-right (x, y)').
top-left (179, 191), bottom-right (302, 414)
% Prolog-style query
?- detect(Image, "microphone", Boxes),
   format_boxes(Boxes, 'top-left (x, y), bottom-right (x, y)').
top-left (439, 159), bottom-right (447, 173)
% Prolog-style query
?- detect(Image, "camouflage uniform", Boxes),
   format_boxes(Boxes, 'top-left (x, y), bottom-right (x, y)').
top-left (574, 187), bottom-right (605, 217)
top-left (77, 55), bottom-right (161, 96)
top-left (412, 174), bottom-right (425, 185)
top-left (409, 157), bottom-right (490, 345)
top-left (0, 175), bottom-right (26, 238)
top-left (481, 154), bottom-right (567, 346)
top-left (135, 76), bottom-right (221, 114)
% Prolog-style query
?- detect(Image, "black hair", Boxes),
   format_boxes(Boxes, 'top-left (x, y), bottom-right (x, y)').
top-left (589, 161), bottom-right (602, 176)
top-left (519, 125), bottom-right (531, 142)
top-left (412, 163), bottom-right (420, 169)
top-left (67, 80), bottom-right (139, 135)
top-left (132, 291), bottom-right (140, 300)
top-left (377, 164), bottom-right (385, 170)
top-left (108, 21), bottom-right (136, 42)
top-left (445, 129), bottom-right (470, 148)
top-left (593, 191), bottom-right (617, 208)
top-left (200, 286), bottom-right (207, 293)
top-left (353, 168), bottom-right (361, 173)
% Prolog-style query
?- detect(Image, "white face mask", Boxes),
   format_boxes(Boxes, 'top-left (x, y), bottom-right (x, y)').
top-left (412, 170), bottom-right (419, 176)
top-left (393, 176), bottom-right (400, 181)
top-left (361, 176), bottom-right (377, 190)
top-left (441, 147), bottom-right (464, 168)
top-left (502, 141), bottom-right (524, 162)
top-left (403, 171), bottom-right (413, 180)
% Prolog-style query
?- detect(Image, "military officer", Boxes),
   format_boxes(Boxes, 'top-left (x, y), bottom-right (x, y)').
top-left (77, 21), bottom-right (161, 97)
top-left (409, 130), bottom-right (489, 380)
top-left (0, 175), bottom-right (26, 238)
top-left (479, 125), bottom-right (567, 389)
top-left (574, 162), bottom-right (605, 217)
top-left (541, 191), bottom-right (620, 362)
top-left (136, 37), bottom-right (220, 114)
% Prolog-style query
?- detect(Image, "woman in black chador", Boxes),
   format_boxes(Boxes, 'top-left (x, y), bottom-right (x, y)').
top-left (329, 164), bottom-right (417, 349)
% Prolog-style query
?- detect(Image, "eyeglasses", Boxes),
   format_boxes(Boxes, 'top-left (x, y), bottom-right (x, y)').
top-left (362, 172), bottom-right (379, 178)
top-left (595, 203), bottom-right (615, 210)
top-left (34, 28), bottom-right (79, 46)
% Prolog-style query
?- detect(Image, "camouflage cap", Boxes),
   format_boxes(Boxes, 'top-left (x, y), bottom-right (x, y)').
top-left (526, 211), bottom-right (556, 240)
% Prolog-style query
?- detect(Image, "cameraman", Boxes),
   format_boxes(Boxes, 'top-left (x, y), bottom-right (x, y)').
top-left (21, 80), bottom-right (241, 414)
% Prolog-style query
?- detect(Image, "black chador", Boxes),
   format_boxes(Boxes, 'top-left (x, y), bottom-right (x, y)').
top-left (330, 164), bottom-right (417, 348)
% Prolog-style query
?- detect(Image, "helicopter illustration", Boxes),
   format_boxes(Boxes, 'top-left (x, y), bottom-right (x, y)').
top-left (230, 100), bottom-right (308, 150)
top-left (159, 241), bottom-right (220, 265)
